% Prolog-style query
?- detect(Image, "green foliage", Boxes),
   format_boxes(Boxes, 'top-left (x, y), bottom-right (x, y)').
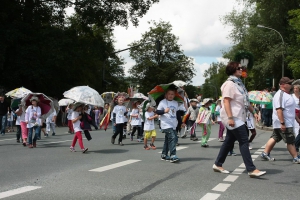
top-left (0, 0), bottom-right (158, 96)
top-left (184, 85), bottom-right (201, 99)
top-left (220, 0), bottom-right (299, 90)
top-left (288, 9), bottom-right (300, 78)
top-left (128, 20), bottom-right (195, 94)
top-left (201, 62), bottom-right (227, 99)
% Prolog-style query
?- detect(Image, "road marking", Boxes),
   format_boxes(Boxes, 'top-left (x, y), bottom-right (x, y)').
top-left (238, 163), bottom-right (245, 168)
top-left (231, 168), bottom-right (245, 175)
top-left (197, 138), bottom-right (217, 143)
top-left (43, 140), bottom-right (73, 145)
top-left (158, 146), bottom-right (188, 153)
top-left (0, 186), bottom-right (41, 199)
top-left (212, 183), bottom-right (231, 192)
top-left (251, 155), bottom-right (259, 158)
top-left (89, 159), bottom-right (141, 172)
top-left (223, 175), bottom-right (239, 182)
top-left (200, 193), bottom-right (221, 200)
top-left (0, 138), bottom-right (16, 142)
top-left (254, 152), bottom-right (262, 155)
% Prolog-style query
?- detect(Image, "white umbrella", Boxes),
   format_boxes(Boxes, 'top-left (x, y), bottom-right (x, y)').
top-left (172, 80), bottom-right (187, 87)
top-left (6, 87), bottom-right (32, 98)
top-left (58, 98), bottom-right (74, 106)
top-left (63, 86), bottom-right (104, 107)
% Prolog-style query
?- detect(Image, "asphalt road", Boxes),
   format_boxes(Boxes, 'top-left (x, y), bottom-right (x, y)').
top-left (0, 123), bottom-right (299, 200)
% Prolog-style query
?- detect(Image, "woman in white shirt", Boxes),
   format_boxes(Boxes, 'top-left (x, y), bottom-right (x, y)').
top-left (25, 96), bottom-right (42, 148)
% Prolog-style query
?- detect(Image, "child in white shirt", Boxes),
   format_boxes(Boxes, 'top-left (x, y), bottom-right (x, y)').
top-left (144, 103), bottom-right (158, 150)
top-left (70, 103), bottom-right (88, 153)
top-left (46, 110), bottom-right (57, 136)
top-left (156, 88), bottom-right (180, 163)
top-left (111, 97), bottom-right (127, 146)
top-left (130, 101), bottom-right (142, 141)
top-left (7, 110), bottom-right (15, 132)
top-left (66, 104), bottom-right (74, 134)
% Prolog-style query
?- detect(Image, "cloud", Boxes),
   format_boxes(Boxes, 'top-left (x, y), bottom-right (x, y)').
top-left (65, 0), bottom-right (238, 85)
top-left (191, 62), bottom-right (210, 86)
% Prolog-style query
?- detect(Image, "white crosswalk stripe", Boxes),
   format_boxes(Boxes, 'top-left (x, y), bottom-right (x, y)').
top-left (0, 186), bottom-right (42, 199)
top-left (89, 159), bottom-right (141, 172)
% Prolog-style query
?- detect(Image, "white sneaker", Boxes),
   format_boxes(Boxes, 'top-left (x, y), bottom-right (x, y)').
top-left (249, 143), bottom-right (253, 150)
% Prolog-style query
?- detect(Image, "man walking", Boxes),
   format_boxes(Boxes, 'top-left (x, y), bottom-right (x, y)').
top-left (261, 77), bottom-right (300, 163)
top-left (0, 94), bottom-right (10, 136)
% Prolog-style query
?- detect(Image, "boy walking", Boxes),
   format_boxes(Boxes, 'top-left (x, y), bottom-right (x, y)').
top-left (156, 88), bottom-right (180, 163)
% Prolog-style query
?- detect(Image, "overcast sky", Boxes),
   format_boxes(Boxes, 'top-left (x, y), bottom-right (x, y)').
top-left (66, 0), bottom-right (239, 86)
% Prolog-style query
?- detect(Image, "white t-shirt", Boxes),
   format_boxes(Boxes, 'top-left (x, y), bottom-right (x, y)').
top-left (215, 105), bottom-right (221, 122)
top-left (7, 112), bottom-right (14, 121)
top-left (19, 111), bottom-right (25, 122)
top-left (157, 99), bottom-right (178, 130)
top-left (71, 111), bottom-right (82, 132)
top-left (272, 90), bottom-right (295, 128)
top-left (144, 111), bottom-right (155, 131)
top-left (25, 106), bottom-right (42, 128)
top-left (46, 110), bottom-right (57, 123)
top-left (130, 108), bottom-right (141, 126)
top-left (67, 109), bottom-right (73, 120)
top-left (292, 94), bottom-right (300, 110)
top-left (246, 110), bottom-right (255, 129)
top-left (113, 105), bottom-right (127, 124)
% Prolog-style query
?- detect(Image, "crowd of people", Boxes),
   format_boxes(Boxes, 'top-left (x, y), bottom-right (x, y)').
top-left (1, 61), bottom-right (300, 178)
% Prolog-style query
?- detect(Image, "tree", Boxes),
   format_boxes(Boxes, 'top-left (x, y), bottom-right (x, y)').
top-left (221, 0), bottom-right (299, 90)
top-left (128, 20), bottom-right (195, 94)
top-left (0, 0), bottom-right (159, 96)
top-left (201, 62), bottom-right (227, 99)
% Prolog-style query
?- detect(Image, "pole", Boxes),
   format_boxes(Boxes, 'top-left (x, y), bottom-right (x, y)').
top-left (257, 25), bottom-right (285, 77)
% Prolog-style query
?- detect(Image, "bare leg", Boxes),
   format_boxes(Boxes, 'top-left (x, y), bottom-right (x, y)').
top-left (287, 144), bottom-right (298, 158)
top-left (264, 138), bottom-right (276, 154)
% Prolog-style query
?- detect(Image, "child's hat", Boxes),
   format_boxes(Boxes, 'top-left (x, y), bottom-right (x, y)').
top-left (29, 96), bottom-right (39, 102)
top-left (190, 98), bottom-right (199, 103)
top-left (202, 98), bottom-right (213, 105)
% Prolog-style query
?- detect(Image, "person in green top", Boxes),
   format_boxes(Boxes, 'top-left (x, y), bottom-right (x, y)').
top-left (211, 100), bottom-right (216, 122)
top-left (264, 102), bottom-right (273, 127)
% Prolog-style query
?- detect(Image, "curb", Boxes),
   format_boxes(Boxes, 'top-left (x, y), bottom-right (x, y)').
top-left (255, 123), bottom-right (273, 131)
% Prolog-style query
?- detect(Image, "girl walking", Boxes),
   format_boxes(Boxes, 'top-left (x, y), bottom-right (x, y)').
top-left (197, 98), bottom-right (215, 147)
top-left (16, 105), bottom-right (28, 146)
top-left (215, 98), bottom-right (225, 142)
top-left (70, 103), bottom-right (88, 153)
top-left (25, 96), bottom-right (41, 148)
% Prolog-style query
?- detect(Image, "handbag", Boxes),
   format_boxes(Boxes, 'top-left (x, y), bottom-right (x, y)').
top-left (198, 110), bottom-right (211, 124)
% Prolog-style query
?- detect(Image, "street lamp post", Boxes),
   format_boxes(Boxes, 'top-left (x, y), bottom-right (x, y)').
top-left (257, 24), bottom-right (285, 77)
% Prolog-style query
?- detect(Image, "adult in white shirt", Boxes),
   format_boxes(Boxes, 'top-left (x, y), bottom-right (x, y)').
top-left (25, 96), bottom-right (41, 148)
top-left (261, 77), bottom-right (300, 163)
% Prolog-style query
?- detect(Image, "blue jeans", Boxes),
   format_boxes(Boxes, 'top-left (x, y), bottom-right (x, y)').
top-left (0, 115), bottom-right (7, 134)
top-left (28, 126), bottom-right (41, 144)
top-left (162, 128), bottom-right (177, 157)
